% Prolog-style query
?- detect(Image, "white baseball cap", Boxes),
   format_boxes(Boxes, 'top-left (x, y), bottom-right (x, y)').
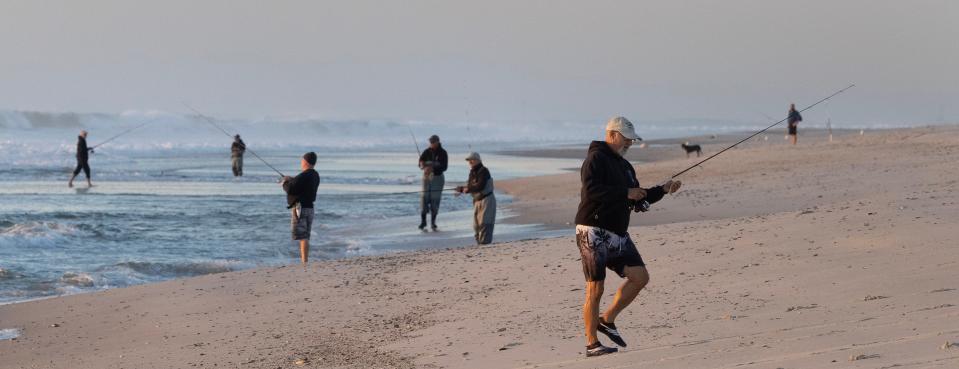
top-left (465, 152), bottom-right (481, 161)
top-left (605, 116), bottom-right (642, 141)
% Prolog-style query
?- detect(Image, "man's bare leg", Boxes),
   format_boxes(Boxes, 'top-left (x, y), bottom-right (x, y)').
top-left (791, 135), bottom-right (797, 145)
top-left (299, 240), bottom-right (309, 264)
top-left (602, 266), bottom-right (649, 324)
top-left (68, 174), bottom-right (76, 188)
top-left (583, 280), bottom-right (604, 345)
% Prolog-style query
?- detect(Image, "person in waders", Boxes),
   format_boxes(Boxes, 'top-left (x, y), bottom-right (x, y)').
top-left (418, 135), bottom-right (448, 231)
top-left (574, 116), bottom-right (682, 357)
top-left (231, 134), bottom-right (246, 177)
top-left (787, 103), bottom-right (802, 145)
top-left (455, 152), bottom-right (495, 245)
top-left (282, 152), bottom-right (320, 264)
top-left (68, 130), bottom-right (93, 188)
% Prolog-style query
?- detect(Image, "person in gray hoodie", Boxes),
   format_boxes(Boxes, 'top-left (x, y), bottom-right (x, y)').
top-left (456, 152), bottom-right (495, 244)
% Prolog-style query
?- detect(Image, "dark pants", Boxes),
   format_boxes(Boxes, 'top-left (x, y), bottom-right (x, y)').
top-left (72, 160), bottom-right (90, 178)
top-left (231, 156), bottom-right (243, 177)
top-left (420, 173), bottom-right (444, 227)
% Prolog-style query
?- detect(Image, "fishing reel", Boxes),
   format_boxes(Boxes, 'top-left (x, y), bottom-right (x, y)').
top-left (627, 199), bottom-right (650, 213)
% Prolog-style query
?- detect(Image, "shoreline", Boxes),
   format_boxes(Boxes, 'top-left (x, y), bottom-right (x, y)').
top-left (2, 125), bottom-right (958, 368)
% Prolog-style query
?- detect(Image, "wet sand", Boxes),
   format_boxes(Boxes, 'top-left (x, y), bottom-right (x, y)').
top-left (2, 125), bottom-right (958, 368)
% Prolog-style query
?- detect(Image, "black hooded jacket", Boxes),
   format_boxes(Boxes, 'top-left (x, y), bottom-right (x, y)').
top-left (231, 139), bottom-right (246, 157)
top-left (76, 136), bottom-right (89, 162)
top-left (788, 109), bottom-right (803, 126)
top-left (418, 146), bottom-right (449, 176)
top-left (283, 169), bottom-right (320, 209)
top-left (574, 141), bottom-right (666, 235)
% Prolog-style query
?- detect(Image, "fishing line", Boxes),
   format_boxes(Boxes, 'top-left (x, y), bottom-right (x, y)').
top-left (182, 103), bottom-right (286, 178)
top-left (667, 84), bottom-right (855, 180)
top-left (89, 121), bottom-right (153, 150)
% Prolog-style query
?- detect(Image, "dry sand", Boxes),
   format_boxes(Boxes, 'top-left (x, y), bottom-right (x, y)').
top-left (2, 126), bottom-right (958, 368)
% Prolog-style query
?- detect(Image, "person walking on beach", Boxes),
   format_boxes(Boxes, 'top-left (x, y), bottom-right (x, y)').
top-left (282, 152), bottom-right (320, 264)
top-left (455, 152), bottom-right (496, 244)
top-left (231, 134), bottom-right (246, 177)
top-left (574, 116), bottom-right (682, 357)
top-left (787, 103), bottom-right (802, 145)
top-left (68, 130), bottom-right (93, 188)
top-left (418, 135), bottom-right (448, 231)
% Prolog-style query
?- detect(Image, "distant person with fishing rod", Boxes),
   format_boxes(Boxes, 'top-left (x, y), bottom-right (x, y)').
top-left (418, 135), bottom-right (448, 231)
top-left (787, 103), bottom-right (803, 145)
top-left (65, 120), bottom-right (154, 188)
top-left (68, 130), bottom-right (94, 188)
top-left (455, 152), bottom-right (496, 244)
top-left (231, 134), bottom-right (246, 177)
top-left (575, 116), bottom-right (682, 357)
top-left (282, 152), bottom-right (320, 264)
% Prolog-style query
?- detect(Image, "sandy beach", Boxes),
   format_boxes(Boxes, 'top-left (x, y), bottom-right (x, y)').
top-left (2, 125), bottom-right (959, 368)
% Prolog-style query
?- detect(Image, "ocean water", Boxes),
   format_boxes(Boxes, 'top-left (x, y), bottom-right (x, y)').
top-left (0, 135), bottom-right (582, 304)
top-left (2, 110), bottom-right (932, 304)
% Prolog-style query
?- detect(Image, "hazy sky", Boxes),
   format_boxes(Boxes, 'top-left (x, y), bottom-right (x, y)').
top-left (1, 0), bottom-right (956, 125)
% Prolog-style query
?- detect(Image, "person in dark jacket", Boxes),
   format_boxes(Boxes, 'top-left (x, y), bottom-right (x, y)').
top-left (455, 152), bottom-right (495, 244)
top-left (787, 103), bottom-right (802, 145)
top-left (418, 135), bottom-right (448, 231)
top-left (231, 135), bottom-right (246, 177)
top-left (68, 130), bottom-right (93, 188)
top-left (281, 152), bottom-right (320, 264)
top-left (574, 116), bottom-right (682, 357)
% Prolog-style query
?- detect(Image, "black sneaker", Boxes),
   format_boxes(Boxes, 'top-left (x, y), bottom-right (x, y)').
top-left (598, 319), bottom-right (627, 347)
top-left (431, 224), bottom-right (438, 232)
top-left (585, 342), bottom-right (617, 357)
top-left (418, 223), bottom-right (427, 231)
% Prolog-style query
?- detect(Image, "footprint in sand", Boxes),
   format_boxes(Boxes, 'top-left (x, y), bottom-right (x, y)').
top-left (849, 353), bottom-right (880, 361)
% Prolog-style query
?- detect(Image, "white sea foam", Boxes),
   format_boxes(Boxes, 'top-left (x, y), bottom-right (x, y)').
top-left (0, 221), bottom-right (82, 240)
top-left (0, 328), bottom-right (20, 340)
top-left (59, 272), bottom-right (96, 287)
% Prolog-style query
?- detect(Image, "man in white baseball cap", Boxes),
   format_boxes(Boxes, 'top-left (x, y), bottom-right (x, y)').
top-left (573, 116), bottom-right (681, 357)
top-left (606, 116), bottom-right (642, 142)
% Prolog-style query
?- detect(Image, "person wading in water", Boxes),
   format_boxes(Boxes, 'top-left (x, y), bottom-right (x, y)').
top-left (231, 134), bottom-right (246, 177)
top-left (68, 130), bottom-right (93, 188)
top-left (418, 135), bottom-right (448, 231)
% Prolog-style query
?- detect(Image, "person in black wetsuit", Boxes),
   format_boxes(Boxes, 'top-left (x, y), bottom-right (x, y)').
top-left (787, 103), bottom-right (803, 145)
top-left (68, 130), bottom-right (93, 188)
top-left (281, 152), bottom-right (321, 264)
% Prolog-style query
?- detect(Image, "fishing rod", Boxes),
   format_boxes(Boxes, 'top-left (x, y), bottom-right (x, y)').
top-left (182, 103), bottom-right (286, 178)
top-left (89, 121), bottom-right (153, 150)
top-left (465, 106), bottom-right (475, 151)
top-left (667, 84), bottom-right (855, 180)
top-left (407, 125), bottom-right (421, 155)
top-left (371, 187), bottom-right (460, 196)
